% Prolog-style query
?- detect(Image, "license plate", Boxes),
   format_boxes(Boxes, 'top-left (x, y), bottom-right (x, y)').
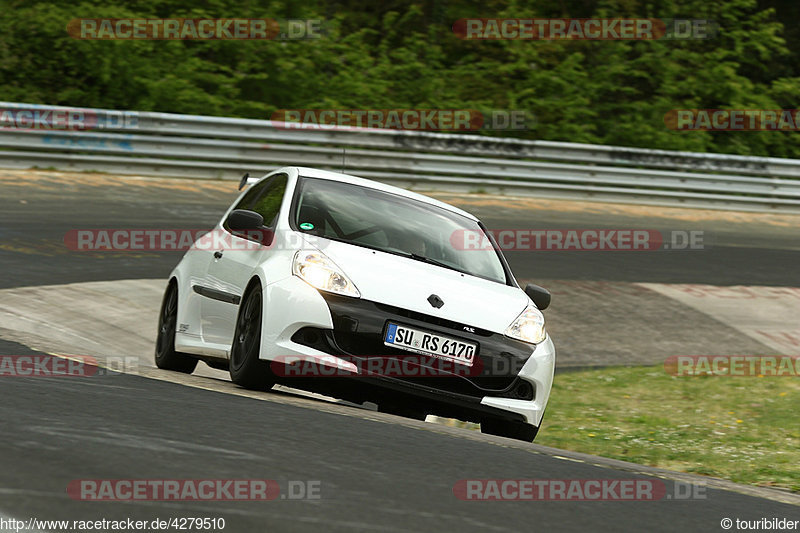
top-left (384, 323), bottom-right (477, 366)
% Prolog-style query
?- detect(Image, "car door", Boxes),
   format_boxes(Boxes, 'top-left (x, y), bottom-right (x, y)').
top-left (200, 173), bottom-right (289, 347)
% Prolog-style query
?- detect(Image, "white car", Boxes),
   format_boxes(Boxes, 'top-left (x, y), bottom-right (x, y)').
top-left (155, 167), bottom-right (555, 441)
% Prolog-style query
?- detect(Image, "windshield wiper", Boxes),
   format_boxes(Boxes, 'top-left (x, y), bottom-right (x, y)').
top-left (404, 252), bottom-right (468, 275)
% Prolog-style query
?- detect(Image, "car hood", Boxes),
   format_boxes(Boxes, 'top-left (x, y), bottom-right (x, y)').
top-left (305, 238), bottom-right (530, 334)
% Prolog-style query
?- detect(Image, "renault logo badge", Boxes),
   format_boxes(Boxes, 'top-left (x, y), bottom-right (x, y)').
top-left (427, 294), bottom-right (444, 309)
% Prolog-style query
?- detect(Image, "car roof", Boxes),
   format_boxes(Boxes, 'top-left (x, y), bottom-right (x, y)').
top-left (287, 166), bottom-right (479, 222)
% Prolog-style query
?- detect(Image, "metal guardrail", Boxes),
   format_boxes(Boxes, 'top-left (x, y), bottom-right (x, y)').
top-left (2, 101), bottom-right (800, 212)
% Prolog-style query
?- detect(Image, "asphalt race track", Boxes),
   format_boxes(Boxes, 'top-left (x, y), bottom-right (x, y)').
top-left (2, 358), bottom-right (798, 533)
top-left (2, 170), bottom-right (800, 289)
top-left (1, 170), bottom-right (799, 531)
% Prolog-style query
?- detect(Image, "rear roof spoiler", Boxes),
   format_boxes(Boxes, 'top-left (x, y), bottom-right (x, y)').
top-left (238, 172), bottom-right (261, 191)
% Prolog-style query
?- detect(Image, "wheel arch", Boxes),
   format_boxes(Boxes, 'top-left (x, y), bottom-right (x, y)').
top-left (244, 274), bottom-right (264, 294)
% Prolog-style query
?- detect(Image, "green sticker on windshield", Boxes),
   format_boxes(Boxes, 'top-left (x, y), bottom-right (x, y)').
top-left (300, 222), bottom-right (314, 230)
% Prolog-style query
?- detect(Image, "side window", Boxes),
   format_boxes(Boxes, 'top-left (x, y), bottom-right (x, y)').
top-left (227, 174), bottom-right (288, 230)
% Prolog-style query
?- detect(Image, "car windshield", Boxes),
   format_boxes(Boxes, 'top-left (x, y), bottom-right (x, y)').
top-left (293, 177), bottom-right (508, 284)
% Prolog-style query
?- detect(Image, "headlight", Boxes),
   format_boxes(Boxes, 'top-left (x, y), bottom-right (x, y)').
top-left (504, 304), bottom-right (546, 344)
top-left (292, 250), bottom-right (360, 298)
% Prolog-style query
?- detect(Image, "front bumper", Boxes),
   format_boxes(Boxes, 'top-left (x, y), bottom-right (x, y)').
top-left (261, 276), bottom-right (555, 426)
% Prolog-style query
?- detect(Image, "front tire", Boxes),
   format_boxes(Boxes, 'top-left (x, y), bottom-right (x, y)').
top-left (481, 418), bottom-right (540, 442)
top-left (229, 281), bottom-right (275, 391)
top-left (155, 281), bottom-right (198, 374)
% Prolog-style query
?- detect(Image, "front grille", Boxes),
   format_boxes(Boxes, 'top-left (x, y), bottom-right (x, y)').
top-left (290, 325), bottom-right (533, 400)
top-left (290, 291), bottom-right (536, 402)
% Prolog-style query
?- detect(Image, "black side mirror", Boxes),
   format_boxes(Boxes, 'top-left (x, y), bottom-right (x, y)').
top-left (227, 209), bottom-right (264, 231)
top-left (226, 210), bottom-right (274, 246)
top-left (524, 283), bottom-right (551, 311)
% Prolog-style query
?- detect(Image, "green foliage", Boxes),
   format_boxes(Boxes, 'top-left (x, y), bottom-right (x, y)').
top-left (1, 0), bottom-right (799, 157)
top-left (539, 364), bottom-right (800, 492)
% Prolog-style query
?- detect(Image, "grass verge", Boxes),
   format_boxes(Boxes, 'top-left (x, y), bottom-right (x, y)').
top-left (535, 364), bottom-right (800, 492)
